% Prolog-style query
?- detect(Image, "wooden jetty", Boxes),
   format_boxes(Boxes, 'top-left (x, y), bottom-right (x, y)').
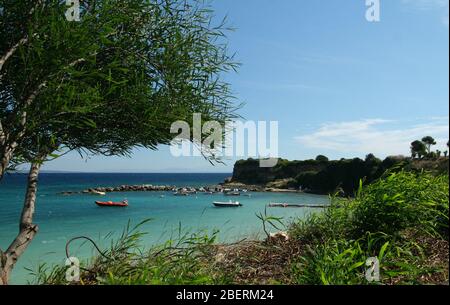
top-left (268, 203), bottom-right (328, 208)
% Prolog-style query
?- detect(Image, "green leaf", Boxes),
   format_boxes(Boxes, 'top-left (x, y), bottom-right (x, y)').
top-left (378, 241), bottom-right (390, 261)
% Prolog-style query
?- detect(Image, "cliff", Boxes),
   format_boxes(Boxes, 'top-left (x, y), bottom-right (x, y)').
top-left (231, 156), bottom-right (449, 195)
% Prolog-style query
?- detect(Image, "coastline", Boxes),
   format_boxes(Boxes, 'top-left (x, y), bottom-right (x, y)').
top-left (59, 182), bottom-right (305, 196)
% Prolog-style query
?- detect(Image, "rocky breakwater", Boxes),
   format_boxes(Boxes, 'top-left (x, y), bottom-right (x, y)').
top-left (59, 184), bottom-right (226, 195)
top-left (60, 184), bottom-right (177, 195)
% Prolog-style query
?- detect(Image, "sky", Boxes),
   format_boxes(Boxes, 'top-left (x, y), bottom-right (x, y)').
top-left (42, 0), bottom-right (449, 173)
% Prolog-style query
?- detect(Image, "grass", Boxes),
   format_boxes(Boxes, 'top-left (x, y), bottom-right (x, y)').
top-left (29, 221), bottom-right (228, 285)
top-left (288, 170), bottom-right (449, 285)
top-left (33, 170), bottom-right (449, 285)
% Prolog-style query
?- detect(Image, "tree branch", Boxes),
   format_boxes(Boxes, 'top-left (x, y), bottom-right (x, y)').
top-left (0, 37), bottom-right (29, 76)
top-left (0, 53), bottom-right (92, 179)
top-left (0, 120), bottom-right (4, 146)
top-left (0, 0), bottom-right (45, 79)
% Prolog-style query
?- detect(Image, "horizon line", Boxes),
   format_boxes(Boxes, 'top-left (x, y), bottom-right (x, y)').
top-left (10, 171), bottom-right (233, 174)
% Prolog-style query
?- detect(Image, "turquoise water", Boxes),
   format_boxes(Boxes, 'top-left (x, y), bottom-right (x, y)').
top-left (0, 173), bottom-right (328, 284)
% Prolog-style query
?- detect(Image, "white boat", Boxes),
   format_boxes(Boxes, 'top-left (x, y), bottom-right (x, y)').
top-left (173, 192), bottom-right (189, 196)
top-left (213, 200), bottom-right (242, 207)
top-left (224, 190), bottom-right (240, 196)
top-left (91, 190), bottom-right (106, 196)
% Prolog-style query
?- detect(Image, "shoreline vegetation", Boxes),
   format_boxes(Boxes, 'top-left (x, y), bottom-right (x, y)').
top-left (228, 155), bottom-right (449, 196)
top-left (34, 170), bottom-right (448, 285)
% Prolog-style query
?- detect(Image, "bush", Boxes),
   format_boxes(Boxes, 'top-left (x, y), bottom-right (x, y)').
top-left (351, 171), bottom-right (449, 238)
top-left (315, 155), bottom-right (329, 162)
top-left (292, 233), bottom-right (390, 285)
top-left (292, 171), bottom-right (449, 241)
top-left (289, 171), bottom-right (449, 285)
top-left (295, 171), bottom-right (318, 189)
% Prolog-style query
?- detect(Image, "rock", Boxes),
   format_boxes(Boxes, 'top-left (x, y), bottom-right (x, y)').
top-left (268, 231), bottom-right (289, 242)
top-left (215, 253), bottom-right (226, 263)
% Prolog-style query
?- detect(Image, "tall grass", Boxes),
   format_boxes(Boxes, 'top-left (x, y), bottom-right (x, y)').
top-left (289, 171), bottom-right (449, 285)
top-left (30, 221), bottom-right (228, 285)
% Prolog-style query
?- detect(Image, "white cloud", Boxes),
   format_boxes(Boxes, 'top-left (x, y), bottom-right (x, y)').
top-left (296, 118), bottom-right (449, 157)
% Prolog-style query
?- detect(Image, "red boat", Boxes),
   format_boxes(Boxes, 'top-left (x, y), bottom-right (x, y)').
top-left (95, 199), bottom-right (128, 207)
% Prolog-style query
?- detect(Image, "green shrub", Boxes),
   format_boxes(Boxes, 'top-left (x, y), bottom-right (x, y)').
top-left (291, 171), bottom-right (448, 242)
top-left (289, 171), bottom-right (449, 285)
top-left (351, 171), bottom-right (449, 238)
top-left (292, 233), bottom-right (390, 285)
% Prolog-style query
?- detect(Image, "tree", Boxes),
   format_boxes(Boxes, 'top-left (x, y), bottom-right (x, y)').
top-left (0, 0), bottom-right (238, 284)
top-left (365, 153), bottom-right (380, 163)
top-left (411, 140), bottom-right (426, 159)
top-left (427, 151), bottom-right (437, 159)
top-left (315, 155), bottom-right (329, 162)
top-left (422, 136), bottom-right (436, 154)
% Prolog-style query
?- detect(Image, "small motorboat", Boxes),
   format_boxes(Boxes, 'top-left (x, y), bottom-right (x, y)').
top-left (224, 190), bottom-right (241, 196)
top-left (224, 192), bottom-right (240, 196)
top-left (91, 190), bottom-right (106, 196)
top-left (173, 191), bottom-right (189, 196)
top-left (213, 200), bottom-right (242, 207)
top-left (95, 199), bottom-right (128, 207)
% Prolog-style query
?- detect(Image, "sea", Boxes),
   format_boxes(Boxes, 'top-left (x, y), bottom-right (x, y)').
top-left (0, 173), bottom-right (329, 284)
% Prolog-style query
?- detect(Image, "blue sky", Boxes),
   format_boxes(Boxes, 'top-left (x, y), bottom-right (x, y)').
top-left (43, 0), bottom-right (449, 173)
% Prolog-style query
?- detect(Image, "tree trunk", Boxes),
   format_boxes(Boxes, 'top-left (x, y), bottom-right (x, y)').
top-left (0, 160), bottom-right (42, 284)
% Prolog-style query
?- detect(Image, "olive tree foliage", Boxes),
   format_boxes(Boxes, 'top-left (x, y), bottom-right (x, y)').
top-left (410, 140), bottom-right (426, 159)
top-left (0, 0), bottom-right (238, 284)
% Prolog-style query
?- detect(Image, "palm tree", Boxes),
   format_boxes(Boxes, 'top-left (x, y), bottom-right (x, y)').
top-left (422, 136), bottom-right (436, 154)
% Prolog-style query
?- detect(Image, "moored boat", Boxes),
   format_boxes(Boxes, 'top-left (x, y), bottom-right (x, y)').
top-left (95, 200), bottom-right (128, 207)
top-left (224, 189), bottom-right (241, 196)
top-left (173, 191), bottom-right (189, 196)
top-left (212, 200), bottom-right (242, 207)
top-left (91, 190), bottom-right (106, 196)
